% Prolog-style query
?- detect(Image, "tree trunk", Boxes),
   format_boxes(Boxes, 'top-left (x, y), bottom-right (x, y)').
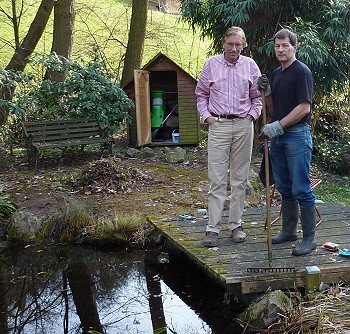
top-left (5, 0), bottom-right (54, 72)
top-left (144, 255), bottom-right (167, 334)
top-left (65, 262), bottom-right (103, 334)
top-left (11, 0), bottom-right (20, 48)
top-left (0, 0), bottom-right (54, 126)
top-left (120, 0), bottom-right (147, 88)
top-left (0, 270), bottom-right (8, 333)
top-left (45, 0), bottom-right (75, 82)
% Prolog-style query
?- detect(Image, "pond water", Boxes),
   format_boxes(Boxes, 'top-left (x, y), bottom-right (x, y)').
top-left (0, 244), bottom-right (244, 334)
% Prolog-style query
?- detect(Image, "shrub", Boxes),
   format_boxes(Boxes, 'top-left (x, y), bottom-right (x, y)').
top-left (313, 103), bottom-right (350, 175)
top-left (0, 53), bottom-right (134, 135)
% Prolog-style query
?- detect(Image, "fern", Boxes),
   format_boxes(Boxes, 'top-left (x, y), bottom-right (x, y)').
top-left (0, 194), bottom-right (17, 218)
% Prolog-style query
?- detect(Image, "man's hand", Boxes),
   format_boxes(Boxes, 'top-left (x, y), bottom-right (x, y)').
top-left (205, 116), bottom-right (216, 125)
top-left (259, 121), bottom-right (284, 139)
top-left (257, 74), bottom-right (271, 96)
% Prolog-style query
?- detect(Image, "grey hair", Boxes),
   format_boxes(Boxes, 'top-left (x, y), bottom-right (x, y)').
top-left (221, 26), bottom-right (248, 48)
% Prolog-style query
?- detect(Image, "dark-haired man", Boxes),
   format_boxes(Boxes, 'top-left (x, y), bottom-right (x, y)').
top-left (258, 28), bottom-right (316, 256)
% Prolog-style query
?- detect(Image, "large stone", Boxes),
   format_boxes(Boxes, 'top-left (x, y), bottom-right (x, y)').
top-left (165, 147), bottom-right (186, 163)
top-left (126, 147), bottom-right (139, 158)
top-left (139, 147), bottom-right (155, 158)
top-left (9, 210), bottom-right (41, 241)
top-left (238, 290), bottom-right (293, 329)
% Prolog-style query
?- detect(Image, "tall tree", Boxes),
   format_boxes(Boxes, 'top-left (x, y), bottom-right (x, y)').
top-left (4, 0), bottom-right (54, 72)
top-left (0, 270), bottom-right (8, 333)
top-left (0, 0), bottom-right (54, 126)
top-left (179, 0), bottom-right (350, 97)
top-left (45, 0), bottom-right (75, 82)
top-left (65, 262), bottom-right (104, 333)
top-left (120, 0), bottom-right (147, 87)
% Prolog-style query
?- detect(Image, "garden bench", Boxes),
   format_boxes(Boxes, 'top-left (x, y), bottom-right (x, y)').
top-left (20, 118), bottom-right (114, 167)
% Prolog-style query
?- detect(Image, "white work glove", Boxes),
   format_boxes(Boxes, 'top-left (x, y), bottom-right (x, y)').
top-left (259, 121), bottom-right (284, 139)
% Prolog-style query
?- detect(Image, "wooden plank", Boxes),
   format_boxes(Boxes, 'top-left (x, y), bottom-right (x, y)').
top-left (134, 70), bottom-right (151, 146)
top-left (149, 202), bottom-right (350, 295)
top-left (33, 131), bottom-right (103, 142)
top-left (23, 118), bottom-right (96, 126)
top-left (27, 123), bottom-right (98, 133)
top-left (37, 137), bottom-right (113, 148)
top-left (25, 120), bottom-right (97, 128)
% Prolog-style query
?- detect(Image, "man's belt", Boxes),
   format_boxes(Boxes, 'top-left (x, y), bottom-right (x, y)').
top-left (210, 113), bottom-right (239, 119)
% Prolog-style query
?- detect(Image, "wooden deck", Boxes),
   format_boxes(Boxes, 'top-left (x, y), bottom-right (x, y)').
top-left (149, 202), bottom-right (350, 298)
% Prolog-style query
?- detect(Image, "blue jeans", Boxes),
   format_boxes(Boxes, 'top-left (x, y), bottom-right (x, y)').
top-left (270, 123), bottom-right (315, 208)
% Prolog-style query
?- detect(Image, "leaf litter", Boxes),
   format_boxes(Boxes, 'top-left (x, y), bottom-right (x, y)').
top-left (68, 157), bottom-right (161, 194)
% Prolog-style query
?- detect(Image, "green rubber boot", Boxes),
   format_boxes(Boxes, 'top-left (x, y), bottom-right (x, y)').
top-left (272, 200), bottom-right (298, 244)
top-left (292, 206), bottom-right (317, 256)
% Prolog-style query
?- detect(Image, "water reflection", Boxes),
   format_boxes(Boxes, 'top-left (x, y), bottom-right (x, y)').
top-left (0, 245), bottom-right (242, 333)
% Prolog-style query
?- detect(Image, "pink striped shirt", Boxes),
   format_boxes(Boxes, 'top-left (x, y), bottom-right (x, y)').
top-left (195, 54), bottom-right (262, 121)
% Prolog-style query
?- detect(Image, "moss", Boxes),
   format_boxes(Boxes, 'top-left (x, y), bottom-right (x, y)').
top-left (218, 259), bottom-right (231, 265)
top-left (208, 265), bottom-right (230, 274)
top-left (191, 247), bottom-right (213, 256)
top-left (180, 239), bottom-right (197, 247)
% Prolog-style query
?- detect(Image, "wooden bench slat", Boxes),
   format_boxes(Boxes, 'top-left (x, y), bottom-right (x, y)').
top-left (29, 128), bottom-right (101, 137)
top-left (37, 137), bottom-right (113, 148)
top-left (29, 127), bottom-right (102, 137)
top-left (23, 119), bottom-right (97, 126)
top-left (32, 132), bottom-right (103, 142)
top-left (25, 122), bottom-right (98, 132)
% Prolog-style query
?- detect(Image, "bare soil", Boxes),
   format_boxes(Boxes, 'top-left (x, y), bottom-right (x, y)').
top-left (0, 145), bottom-right (214, 225)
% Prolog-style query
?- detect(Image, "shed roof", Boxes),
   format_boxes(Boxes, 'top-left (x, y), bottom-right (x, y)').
top-left (122, 52), bottom-right (197, 88)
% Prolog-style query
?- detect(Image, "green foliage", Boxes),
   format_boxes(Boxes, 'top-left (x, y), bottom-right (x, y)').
top-left (314, 134), bottom-right (349, 175)
top-left (314, 134), bottom-right (350, 175)
top-left (0, 54), bottom-right (134, 135)
top-left (179, 0), bottom-right (350, 96)
top-left (313, 104), bottom-right (350, 175)
top-left (0, 194), bottom-right (17, 218)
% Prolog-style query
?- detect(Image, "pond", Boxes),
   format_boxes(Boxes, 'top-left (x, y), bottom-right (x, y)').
top-left (0, 244), bottom-right (244, 334)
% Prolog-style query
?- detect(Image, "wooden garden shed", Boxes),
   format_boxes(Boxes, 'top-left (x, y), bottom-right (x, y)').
top-left (122, 52), bottom-right (200, 147)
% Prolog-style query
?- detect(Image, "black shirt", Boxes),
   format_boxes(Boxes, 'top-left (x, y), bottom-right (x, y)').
top-left (270, 60), bottom-right (313, 125)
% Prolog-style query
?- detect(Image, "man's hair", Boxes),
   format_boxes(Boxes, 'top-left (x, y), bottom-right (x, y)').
top-left (274, 29), bottom-right (297, 46)
top-left (221, 26), bottom-right (247, 48)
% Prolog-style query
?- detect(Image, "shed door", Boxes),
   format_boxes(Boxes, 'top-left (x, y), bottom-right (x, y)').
top-left (134, 70), bottom-right (151, 146)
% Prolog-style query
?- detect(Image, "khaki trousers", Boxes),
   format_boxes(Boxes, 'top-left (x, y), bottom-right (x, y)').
top-left (206, 118), bottom-right (253, 234)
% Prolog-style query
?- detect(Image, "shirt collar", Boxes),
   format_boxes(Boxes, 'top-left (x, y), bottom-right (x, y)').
top-left (221, 53), bottom-right (240, 66)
